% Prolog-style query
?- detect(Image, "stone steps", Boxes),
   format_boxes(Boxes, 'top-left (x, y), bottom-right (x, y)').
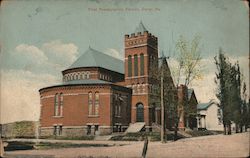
top-left (125, 122), bottom-right (146, 133)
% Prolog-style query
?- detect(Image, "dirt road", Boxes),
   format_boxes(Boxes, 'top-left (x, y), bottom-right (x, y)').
top-left (5, 132), bottom-right (249, 158)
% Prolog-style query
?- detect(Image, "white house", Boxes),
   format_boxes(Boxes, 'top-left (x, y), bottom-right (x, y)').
top-left (197, 101), bottom-right (223, 131)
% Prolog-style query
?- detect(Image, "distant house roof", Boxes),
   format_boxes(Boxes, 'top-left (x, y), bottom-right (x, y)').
top-left (134, 21), bottom-right (148, 34)
top-left (66, 47), bottom-right (124, 74)
top-left (197, 102), bottom-right (214, 110)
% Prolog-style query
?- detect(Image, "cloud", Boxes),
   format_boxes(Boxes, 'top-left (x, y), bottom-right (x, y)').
top-left (16, 44), bottom-right (48, 62)
top-left (42, 40), bottom-right (79, 66)
top-left (104, 48), bottom-right (123, 60)
top-left (0, 69), bottom-right (60, 124)
top-left (8, 40), bottom-right (79, 75)
top-left (1, 40), bottom-right (79, 123)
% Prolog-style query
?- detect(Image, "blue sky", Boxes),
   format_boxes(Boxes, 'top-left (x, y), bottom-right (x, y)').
top-left (0, 0), bottom-right (249, 123)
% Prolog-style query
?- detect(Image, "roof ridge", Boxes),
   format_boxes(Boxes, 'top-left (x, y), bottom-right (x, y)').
top-left (90, 47), bottom-right (123, 63)
top-left (88, 47), bottom-right (99, 67)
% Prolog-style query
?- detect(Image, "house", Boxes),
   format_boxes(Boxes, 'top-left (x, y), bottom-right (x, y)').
top-left (39, 22), bottom-right (177, 137)
top-left (177, 85), bottom-right (198, 130)
top-left (197, 101), bottom-right (223, 131)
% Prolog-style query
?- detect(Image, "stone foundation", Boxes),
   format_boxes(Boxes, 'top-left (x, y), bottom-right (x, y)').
top-left (40, 125), bottom-right (112, 137)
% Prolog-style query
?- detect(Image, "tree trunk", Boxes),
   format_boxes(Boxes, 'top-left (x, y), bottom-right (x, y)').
top-left (174, 123), bottom-right (178, 141)
top-left (235, 124), bottom-right (238, 133)
top-left (223, 124), bottom-right (227, 135)
top-left (228, 124), bottom-right (232, 135)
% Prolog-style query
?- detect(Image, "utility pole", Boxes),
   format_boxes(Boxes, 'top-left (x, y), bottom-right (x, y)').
top-left (160, 57), bottom-right (165, 143)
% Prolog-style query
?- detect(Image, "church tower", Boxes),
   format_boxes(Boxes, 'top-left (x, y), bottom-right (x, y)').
top-left (124, 22), bottom-right (159, 127)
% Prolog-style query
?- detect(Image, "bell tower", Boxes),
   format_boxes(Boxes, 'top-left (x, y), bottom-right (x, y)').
top-left (124, 22), bottom-right (158, 126)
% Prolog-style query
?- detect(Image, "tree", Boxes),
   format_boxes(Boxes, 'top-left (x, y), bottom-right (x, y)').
top-left (173, 35), bottom-right (202, 139)
top-left (215, 51), bottom-right (232, 134)
top-left (241, 82), bottom-right (249, 132)
top-left (175, 35), bottom-right (202, 86)
top-left (214, 49), bottom-right (246, 134)
top-left (154, 35), bottom-right (202, 141)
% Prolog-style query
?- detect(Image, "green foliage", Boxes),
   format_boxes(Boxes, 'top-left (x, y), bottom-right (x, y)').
top-left (214, 49), bottom-right (248, 134)
top-left (35, 142), bottom-right (109, 150)
top-left (186, 130), bottom-right (222, 137)
top-left (110, 132), bottom-right (184, 141)
top-left (12, 121), bottom-right (36, 138)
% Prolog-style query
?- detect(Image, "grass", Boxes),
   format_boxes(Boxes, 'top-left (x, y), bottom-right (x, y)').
top-left (5, 141), bottom-right (112, 151)
top-left (185, 130), bottom-right (223, 137)
top-left (35, 142), bottom-right (111, 150)
top-left (39, 135), bottom-right (95, 140)
top-left (110, 132), bottom-right (185, 141)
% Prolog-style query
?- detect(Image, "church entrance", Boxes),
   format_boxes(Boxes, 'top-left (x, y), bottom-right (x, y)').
top-left (136, 103), bottom-right (144, 122)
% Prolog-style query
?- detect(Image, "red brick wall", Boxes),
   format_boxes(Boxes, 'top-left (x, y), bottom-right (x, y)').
top-left (124, 31), bottom-right (158, 126)
top-left (40, 85), bottom-right (112, 127)
top-left (177, 85), bottom-right (187, 129)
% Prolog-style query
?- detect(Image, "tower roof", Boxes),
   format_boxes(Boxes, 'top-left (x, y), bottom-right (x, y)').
top-left (134, 21), bottom-right (148, 34)
top-left (66, 47), bottom-right (124, 74)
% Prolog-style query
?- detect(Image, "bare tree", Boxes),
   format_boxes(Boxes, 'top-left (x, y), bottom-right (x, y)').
top-left (175, 35), bottom-right (202, 86)
top-left (173, 35), bottom-right (203, 139)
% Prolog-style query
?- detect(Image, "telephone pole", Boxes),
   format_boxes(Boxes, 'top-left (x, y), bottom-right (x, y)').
top-left (160, 63), bottom-right (165, 143)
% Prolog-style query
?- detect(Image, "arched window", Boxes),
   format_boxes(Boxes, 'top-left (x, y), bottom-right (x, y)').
top-left (140, 53), bottom-right (144, 75)
top-left (95, 92), bottom-right (99, 115)
top-left (136, 103), bottom-right (144, 122)
top-left (118, 105), bottom-right (121, 117)
top-left (86, 71), bottom-right (90, 79)
top-left (128, 55), bottom-right (132, 77)
top-left (54, 93), bottom-right (59, 116)
top-left (134, 54), bottom-right (138, 76)
top-left (59, 93), bottom-right (63, 116)
top-left (88, 92), bottom-right (93, 115)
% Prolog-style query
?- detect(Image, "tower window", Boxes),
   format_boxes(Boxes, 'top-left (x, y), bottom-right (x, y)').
top-left (128, 55), bottom-right (132, 77)
top-left (134, 54), bottom-right (138, 76)
top-left (140, 53), bottom-right (144, 75)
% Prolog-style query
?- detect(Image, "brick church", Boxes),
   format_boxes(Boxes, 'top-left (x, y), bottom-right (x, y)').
top-left (39, 22), bottom-right (180, 137)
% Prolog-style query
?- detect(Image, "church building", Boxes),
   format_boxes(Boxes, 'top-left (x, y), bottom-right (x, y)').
top-left (39, 22), bottom-right (176, 137)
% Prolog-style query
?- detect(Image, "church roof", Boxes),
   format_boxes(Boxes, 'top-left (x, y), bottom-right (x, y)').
top-left (188, 89), bottom-right (194, 100)
top-left (67, 47), bottom-right (124, 74)
top-left (134, 21), bottom-right (148, 34)
top-left (61, 79), bottom-right (111, 85)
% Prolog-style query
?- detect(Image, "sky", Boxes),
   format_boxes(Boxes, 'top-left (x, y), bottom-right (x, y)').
top-left (0, 0), bottom-right (249, 123)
